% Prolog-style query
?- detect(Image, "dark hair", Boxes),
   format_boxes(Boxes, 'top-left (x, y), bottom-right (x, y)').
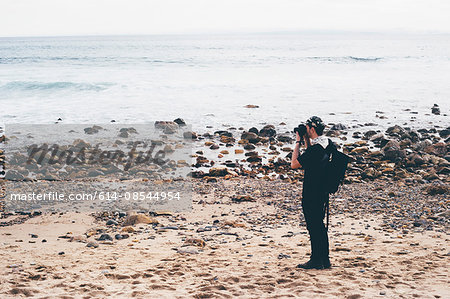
top-left (306, 116), bottom-right (325, 136)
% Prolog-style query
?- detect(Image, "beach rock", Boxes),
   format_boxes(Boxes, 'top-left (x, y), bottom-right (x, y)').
top-left (363, 130), bottom-right (378, 140)
top-left (431, 104), bottom-right (440, 115)
top-left (155, 121), bottom-right (178, 134)
top-left (423, 170), bottom-right (439, 181)
top-left (370, 133), bottom-right (385, 143)
top-left (439, 128), bottom-right (450, 138)
top-left (277, 135), bottom-right (293, 143)
top-left (121, 226), bottom-right (135, 233)
top-left (97, 234), bottom-right (113, 241)
top-left (247, 155), bottom-right (262, 162)
top-left (232, 195), bottom-right (256, 202)
top-left (173, 118), bottom-right (186, 126)
top-left (183, 131), bottom-right (197, 139)
top-left (423, 184), bottom-right (449, 195)
top-left (241, 132), bottom-right (260, 144)
top-left (220, 135), bottom-right (235, 144)
top-left (123, 214), bottom-right (158, 226)
top-left (409, 154), bottom-right (425, 167)
top-left (249, 127), bottom-right (259, 134)
top-left (106, 219), bottom-right (118, 226)
top-left (244, 144), bottom-right (256, 150)
top-left (326, 130), bottom-right (340, 137)
top-left (382, 140), bottom-right (406, 162)
top-left (84, 127), bottom-right (99, 135)
top-left (214, 130), bottom-right (233, 137)
top-left (184, 238), bottom-right (206, 248)
top-left (361, 168), bottom-right (381, 180)
top-left (424, 143), bottom-right (447, 157)
top-left (209, 166), bottom-right (230, 177)
top-left (259, 125), bottom-right (276, 137)
top-left (177, 247), bottom-right (200, 254)
top-left (86, 241), bottom-right (99, 248)
top-left (386, 125), bottom-right (406, 137)
top-left (414, 140), bottom-right (432, 152)
top-left (191, 170), bottom-right (205, 178)
top-left (5, 170), bottom-right (26, 181)
top-left (351, 147), bottom-right (369, 154)
top-left (330, 123), bottom-right (347, 131)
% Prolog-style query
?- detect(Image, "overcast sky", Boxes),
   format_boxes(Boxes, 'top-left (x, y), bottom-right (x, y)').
top-left (1, 0), bottom-right (450, 37)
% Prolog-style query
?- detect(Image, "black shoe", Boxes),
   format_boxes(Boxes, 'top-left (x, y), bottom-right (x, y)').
top-left (322, 257), bottom-right (331, 269)
top-left (296, 259), bottom-right (323, 270)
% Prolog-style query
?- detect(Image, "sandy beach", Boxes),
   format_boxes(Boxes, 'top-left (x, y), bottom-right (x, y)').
top-left (1, 177), bottom-right (448, 298)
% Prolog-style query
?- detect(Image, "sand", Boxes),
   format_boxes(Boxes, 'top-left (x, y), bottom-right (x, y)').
top-left (0, 178), bottom-right (448, 298)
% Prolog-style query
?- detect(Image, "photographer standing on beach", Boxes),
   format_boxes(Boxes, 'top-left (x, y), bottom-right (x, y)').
top-left (291, 116), bottom-right (331, 269)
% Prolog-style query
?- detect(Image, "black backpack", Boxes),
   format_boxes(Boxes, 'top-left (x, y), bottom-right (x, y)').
top-left (324, 139), bottom-right (350, 194)
top-left (322, 139), bottom-right (349, 230)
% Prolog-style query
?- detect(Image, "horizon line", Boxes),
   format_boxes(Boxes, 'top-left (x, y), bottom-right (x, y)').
top-left (1, 29), bottom-right (449, 39)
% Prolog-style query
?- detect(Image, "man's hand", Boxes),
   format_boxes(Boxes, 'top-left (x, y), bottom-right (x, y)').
top-left (292, 132), bottom-right (302, 169)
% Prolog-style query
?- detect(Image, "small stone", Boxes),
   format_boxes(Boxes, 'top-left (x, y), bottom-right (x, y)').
top-left (173, 118), bottom-right (186, 126)
top-left (106, 219), bottom-right (118, 226)
top-left (97, 234), bottom-right (113, 241)
top-left (123, 214), bottom-right (158, 226)
top-left (58, 251), bottom-right (65, 255)
top-left (431, 104), bottom-right (440, 115)
top-left (86, 241), bottom-right (99, 248)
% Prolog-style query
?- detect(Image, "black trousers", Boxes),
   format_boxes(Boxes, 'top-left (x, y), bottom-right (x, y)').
top-left (302, 195), bottom-right (329, 261)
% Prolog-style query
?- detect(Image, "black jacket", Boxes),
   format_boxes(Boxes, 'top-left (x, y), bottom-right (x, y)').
top-left (297, 144), bottom-right (329, 201)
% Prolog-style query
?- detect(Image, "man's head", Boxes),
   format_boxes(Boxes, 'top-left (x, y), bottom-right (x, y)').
top-left (305, 116), bottom-right (325, 138)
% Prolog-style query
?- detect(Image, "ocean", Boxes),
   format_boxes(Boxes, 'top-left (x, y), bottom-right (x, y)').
top-left (0, 33), bottom-right (449, 132)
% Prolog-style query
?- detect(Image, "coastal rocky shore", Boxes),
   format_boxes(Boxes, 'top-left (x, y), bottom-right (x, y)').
top-left (0, 114), bottom-right (448, 298)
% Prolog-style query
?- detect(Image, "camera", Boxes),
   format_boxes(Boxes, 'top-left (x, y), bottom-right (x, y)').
top-left (294, 124), bottom-right (307, 136)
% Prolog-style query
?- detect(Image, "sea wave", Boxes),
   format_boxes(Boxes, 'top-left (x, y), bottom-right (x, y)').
top-left (0, 81), bottom-right (114, 92)
top-left (305, 56), bottom-right (383, 63)
top-left (348, 56), bottom-right (382, 62)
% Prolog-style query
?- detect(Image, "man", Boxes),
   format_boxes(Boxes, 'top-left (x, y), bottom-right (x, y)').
top-left (291, 116), bottom-right (331, 269)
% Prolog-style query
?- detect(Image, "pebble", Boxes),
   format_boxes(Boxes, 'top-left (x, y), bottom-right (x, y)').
top-left (97, 234), bottom-right (113, 241)
top-left (86, 241), bottom-right (99, 248)
top-left (106, 219), bottom-right (118, 226)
